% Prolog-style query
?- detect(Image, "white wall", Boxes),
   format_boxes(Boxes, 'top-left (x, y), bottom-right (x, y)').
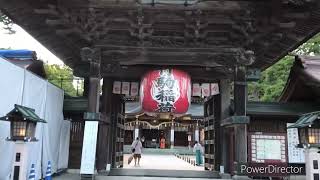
top-left (0, 57), bottom-right (70, 180)
top-left (305, 148), bottom-right (320, 180)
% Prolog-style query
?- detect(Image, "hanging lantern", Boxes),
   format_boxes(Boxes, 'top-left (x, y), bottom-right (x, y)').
top-left (140, 69), bottom-right (191, 114)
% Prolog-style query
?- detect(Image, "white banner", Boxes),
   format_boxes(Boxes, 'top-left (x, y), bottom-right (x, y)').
top-left (210, 83), bottom-right (220, 96)
top-left (80, 121), bottom-right (99, 175)
top-left (121, 82), bottom-right (130, 95)
top-left (192, 83), bottom-right (201, 96)
top-left (170, 129), bottom-right (175, 142)
top-left (195, 129), bottom-right (199, 142)
top-left (201, 83), bottom-right (210, 97)
top-left (130, 82), bottom-right (139, 96)
top-left (134, 128), bottom-right (139, 140)
top-left (287, 123), bottom-right (305, 163)
top-left (112, 81), bottom-right (121, 94)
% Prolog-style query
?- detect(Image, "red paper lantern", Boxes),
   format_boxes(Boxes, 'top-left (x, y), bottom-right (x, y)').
top-left (140, 69), bottom-right (191, 114)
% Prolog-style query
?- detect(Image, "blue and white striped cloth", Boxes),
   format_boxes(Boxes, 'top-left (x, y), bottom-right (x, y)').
top-left (28, 164), bottom-right (36, 180)
top-left (45, 161), bottom-right (52, 180)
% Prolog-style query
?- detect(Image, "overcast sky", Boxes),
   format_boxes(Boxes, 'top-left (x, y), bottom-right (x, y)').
top-left (0, 24), bottom-right (64, 65)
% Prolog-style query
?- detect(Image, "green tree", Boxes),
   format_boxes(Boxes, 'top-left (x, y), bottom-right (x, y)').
top-left (295, 33), bottom-right (320, 55)
top-left (248, 33), bottom-right (320, 102)
top-left (44, 64), bottom-right (83, 97)
top-left (248, 56), bottom-right (294, 102)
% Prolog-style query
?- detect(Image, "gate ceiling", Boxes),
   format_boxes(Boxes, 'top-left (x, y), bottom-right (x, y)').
top-left (1, 0), bottom-right (319, 80)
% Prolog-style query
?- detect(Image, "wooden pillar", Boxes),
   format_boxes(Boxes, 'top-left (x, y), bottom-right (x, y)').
top-left (83, 77), bottom-right (89, 97)
top-left (110, 94), bottom-right (122, 168)
top-left (95, 78), bottom-right (113, 171)
top-left (234, 65), bottom-right (248, 164)
top-left (80, 47), bottom-right (101, 178)
top-left (219, 79), bottom-right (231, 173)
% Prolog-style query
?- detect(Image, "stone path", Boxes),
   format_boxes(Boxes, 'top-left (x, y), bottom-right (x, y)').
top-left (123, 154), bottom-right (203, 171)
top-left (53, 174), bottom-right (224, 180)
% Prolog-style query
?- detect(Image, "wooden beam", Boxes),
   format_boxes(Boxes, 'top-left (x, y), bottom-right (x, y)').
top-left (98, 44), bottom-right (241, 52)
top-left (73, 64), bottom-right (231, 80)
top-left (57, 0), bottom-right (252, 11)
top-left (46, 19), bottom-right (69, 26)
top-left (34, 8), bottom-right (58, 15)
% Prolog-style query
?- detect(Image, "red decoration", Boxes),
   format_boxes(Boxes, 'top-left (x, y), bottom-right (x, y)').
top-left (140, 69), bottom-right (191, 114)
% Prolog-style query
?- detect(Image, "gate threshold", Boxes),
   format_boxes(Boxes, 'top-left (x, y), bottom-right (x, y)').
top-left (108, 168), bottom-right (221, 178)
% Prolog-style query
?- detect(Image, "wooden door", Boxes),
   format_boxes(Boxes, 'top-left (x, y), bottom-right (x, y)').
top-left (112, 94), bottom-right (125, 168)
top-left (204, 96), bottom-right (215, 170)
top-left (203, 94), bottom-right (221, 171)
top-left (68, 117), bottom-right (84, 169)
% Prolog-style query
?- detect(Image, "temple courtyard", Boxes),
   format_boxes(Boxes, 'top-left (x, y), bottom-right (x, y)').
top-left (123, 154), bottom-right (203, 170)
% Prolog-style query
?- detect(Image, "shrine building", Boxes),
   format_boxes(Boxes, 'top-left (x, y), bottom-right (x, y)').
top-left (1, 0), bottom-right (320, 179)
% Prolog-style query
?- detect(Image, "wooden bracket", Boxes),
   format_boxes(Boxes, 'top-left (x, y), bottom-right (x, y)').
top-left (220, 116), bottom-right (250, 127)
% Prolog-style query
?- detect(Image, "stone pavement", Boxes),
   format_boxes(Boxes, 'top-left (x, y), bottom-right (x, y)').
top-left (53, 174), bottom-right (225, 180)
top-left (53, 154), bottom-right (217, 180)
top-left (123, 154), bottom-right (203, 170)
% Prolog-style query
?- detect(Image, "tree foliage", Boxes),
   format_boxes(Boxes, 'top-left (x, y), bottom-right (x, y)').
top-left (248, 56), bottom-right (294, 102)
top-left (248, 33), bottom-right (320, 102)
top-left (44, 64), bottom-right (83, 97)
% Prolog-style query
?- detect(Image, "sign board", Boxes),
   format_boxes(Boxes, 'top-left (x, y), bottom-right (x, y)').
top-left (256, 139), bottom-right (282, 160)
top-left (121, 82), bottom-right (130, 95)
top-left (246, 69), bottom-right (261, 81)
top-left (210, 83), bottom-right (219, 96)
top-left (250, 134), bottom-right (286, 163)
top-left (130, 82), bottom-right (139, 96)
top-left (80, 121), bottom-right (99, 175)
top-left (287, 123), bottom-right (305, 163)
top-left (192, 83), bottom-right (201, 96)
top-left (201, 83), bottom-right (210, 97)
top-left (113, 81), bottom-right (121, 94)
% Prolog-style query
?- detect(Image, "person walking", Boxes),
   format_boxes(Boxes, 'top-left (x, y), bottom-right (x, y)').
top-left (193, 141), bottom-right (203, 166)
top-left (131, 137), bottom-right (143, 166)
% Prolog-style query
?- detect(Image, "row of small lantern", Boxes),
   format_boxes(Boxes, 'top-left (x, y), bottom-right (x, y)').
top-left (124, 121), bottom-right (198, 131)
top-left (175, 153), bottom-right (196, 166)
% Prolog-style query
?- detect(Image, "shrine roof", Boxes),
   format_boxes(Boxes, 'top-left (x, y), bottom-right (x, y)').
top-left (244, 101), bottom-right (320, 117)
top-left (288, 111), bottom-right (320, 128)
top-left (0, 104), bottom-right (46, 123)
top-left (1, 0), bottom-right (320, 80)
top-left (280, 55), bottom-right (320, 102)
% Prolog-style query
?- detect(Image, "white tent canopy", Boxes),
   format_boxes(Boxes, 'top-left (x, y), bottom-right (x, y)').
top-left (0, 57), bottom-right (70, 180)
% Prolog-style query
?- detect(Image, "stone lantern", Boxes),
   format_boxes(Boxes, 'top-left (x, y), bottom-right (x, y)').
top-left (0, 104), bottom-right (46, 180)
top-left (289, 111), bottom-right (320, 180)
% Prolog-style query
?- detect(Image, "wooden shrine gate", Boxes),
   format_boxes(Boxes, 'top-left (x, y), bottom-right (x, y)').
top-left (203, 94), bottom-right (221, 171)
top-left (66, 93), bottom-right (125, 170)
top-left (69, 120), bottom-right (85, 169)
top-left (110, 94), bottom-right (125, 168)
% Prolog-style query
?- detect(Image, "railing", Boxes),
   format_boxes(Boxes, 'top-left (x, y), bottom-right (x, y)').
top-left (47, 77), bottom-right (84, 97)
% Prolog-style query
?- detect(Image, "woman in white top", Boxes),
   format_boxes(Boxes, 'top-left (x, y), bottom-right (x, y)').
top-left (193, 141), bottom-right (203, 166)
top-left (131, 137), bottom-right (143, 166)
